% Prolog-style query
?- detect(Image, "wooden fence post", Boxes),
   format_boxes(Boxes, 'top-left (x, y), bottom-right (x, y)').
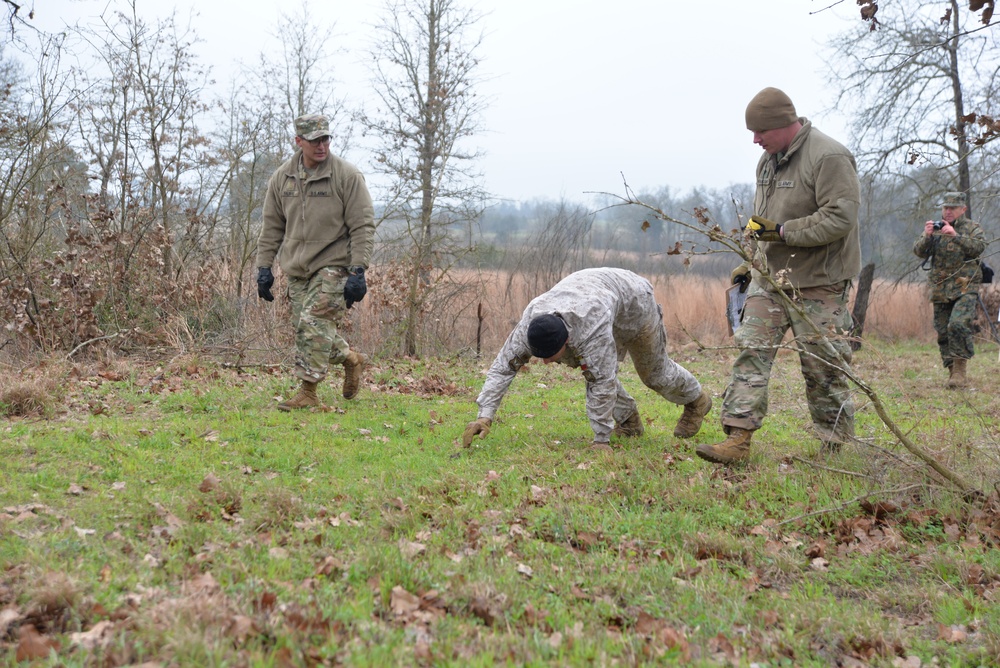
top-left (851, 263), bottom-right (875, 351)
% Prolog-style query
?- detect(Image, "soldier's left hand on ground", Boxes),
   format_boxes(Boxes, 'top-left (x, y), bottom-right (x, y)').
top-left (462, 417), bottom-right (492, 447)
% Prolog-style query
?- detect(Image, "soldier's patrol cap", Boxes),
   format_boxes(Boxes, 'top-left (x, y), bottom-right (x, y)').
top-left (938, 191), bottom-right (967, 207)
top-left (294, 114), bottom-right (330, 141)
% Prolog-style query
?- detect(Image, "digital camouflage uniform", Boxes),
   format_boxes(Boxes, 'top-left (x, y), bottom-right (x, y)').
top-left (722, 118), bottom-right (862, 443)
top-left (913, 215), bottom-right (986, 367)
top-left (256, 115), bottom-right (375, 384)
top-left (475, 268), bottom-right (702, 443)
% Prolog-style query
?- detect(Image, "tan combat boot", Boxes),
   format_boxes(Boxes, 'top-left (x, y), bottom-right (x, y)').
top-left (947, 358), bottom-right (968, 389)
top-left (673, 391), bottom-right (713, 439)
top-left (278, 380), bottom-right (319, 411)
top-left (613, 411), bottom-right (644, 437)
top-left (695, 428), bottom-right (753, 464)
top-left (342, 351), bottom-right (367, 399)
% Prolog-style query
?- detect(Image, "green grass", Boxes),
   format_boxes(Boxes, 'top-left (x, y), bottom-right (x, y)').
top-left (2, 340), bottom-right (1000, 665)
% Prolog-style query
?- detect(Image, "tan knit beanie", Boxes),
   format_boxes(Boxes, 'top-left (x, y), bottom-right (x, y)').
top-left (745, 87), bottom-right (798, 132)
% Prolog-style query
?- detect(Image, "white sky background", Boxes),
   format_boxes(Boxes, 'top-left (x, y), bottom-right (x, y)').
top-left (33, 0), bottom-right (861, 203)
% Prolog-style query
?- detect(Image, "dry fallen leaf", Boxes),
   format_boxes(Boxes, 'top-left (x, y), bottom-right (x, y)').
top-left (470, 597), bottom-right (495, 625)
top-left (937, 623), bottom-right (968, 643)
top-left (199, 473), bottom-right (221, 493)
top-left (226, 615), bottom-right (259, 644)
top-left (188, 572), bottom-right (219, 593)
top-left (399, 539), bottom-right (426, 559)
top-left (390, 586), bottom-right (420, 616)
top-left (316, 555), bottom-right (346, 576)
top-left (69, 620), bottom-right (115, 651)
top-left (809, 557), bottom-right (829, 571)
top-left (16, 624), bottom-right (60, 661)
top-left (0, 608), bottom-right (21, 638)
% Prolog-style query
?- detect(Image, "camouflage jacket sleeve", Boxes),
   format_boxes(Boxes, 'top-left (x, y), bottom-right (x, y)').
top-left (475, 321), bottom-right (532, 420)
top-left (913, 232), bottom-right (935, 259)
top-left (947, 219), bottom-right (987, 259)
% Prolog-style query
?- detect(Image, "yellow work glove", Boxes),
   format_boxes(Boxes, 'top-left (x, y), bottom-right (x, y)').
top-left (744, 215), bottom-right (783, 242)
top-left (730, 262), bottom-right (751, 293)
top-left (461, 417), bottom-right (492, 447)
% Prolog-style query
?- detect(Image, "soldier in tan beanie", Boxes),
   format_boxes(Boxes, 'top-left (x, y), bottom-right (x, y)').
top-left (697, 88), bottom-right (862, 465)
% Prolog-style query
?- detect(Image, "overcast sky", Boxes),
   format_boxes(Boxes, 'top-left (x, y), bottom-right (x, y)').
top-left (36, 0), bottom-right (861, 203)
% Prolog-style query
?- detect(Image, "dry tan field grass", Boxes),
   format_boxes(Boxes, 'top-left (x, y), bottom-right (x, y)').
top-left (346, 270), bottom-right (978, 359)
top-left (9, 264), bottom-right (991, 367)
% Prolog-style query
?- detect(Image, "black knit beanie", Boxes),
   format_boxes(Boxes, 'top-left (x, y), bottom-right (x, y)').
top-left (526, 314), bottom-right (568, 359)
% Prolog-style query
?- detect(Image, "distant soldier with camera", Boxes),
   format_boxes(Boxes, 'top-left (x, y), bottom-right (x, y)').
top-left (913, 191), bottom-right (987, 389)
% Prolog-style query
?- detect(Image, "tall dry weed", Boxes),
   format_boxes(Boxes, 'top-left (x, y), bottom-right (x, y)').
top-left (0, 364), bottom-right (67, 417)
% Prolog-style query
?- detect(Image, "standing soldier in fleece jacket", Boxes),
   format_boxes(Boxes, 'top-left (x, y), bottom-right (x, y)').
top-left (461, 268), bottom-right (712, 450)
top-left (256, 114), bottom-right (375, 411)
top-left (697, 87), bottom-right (862, 464)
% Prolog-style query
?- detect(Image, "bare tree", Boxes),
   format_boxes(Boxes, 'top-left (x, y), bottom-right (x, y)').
top-left (2, 0), bottom-right (34, 40)
top-left (360, 0), bottom-right (490, 357)
top-left (249, 2), bottom-right (353, 156)
top-left (213, 80), bottom-right (286, 297)
top-left (829, 0), bottom-right (1000, 216)
top-left (0, 35), bottom-right (76, 280)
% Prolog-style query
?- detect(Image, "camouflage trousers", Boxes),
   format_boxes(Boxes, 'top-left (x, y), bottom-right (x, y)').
top-left (287, 266), bottom-right (351, 383)
top-left (609, 303), bottom-right (702, 424)
top-left (933, 293), bottom-right (978, 366)
top-left (721, 282), bottom-right (855, 440)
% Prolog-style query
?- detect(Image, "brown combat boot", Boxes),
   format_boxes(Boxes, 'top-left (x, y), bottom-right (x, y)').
top-left (278, 380), bottom-right (319, 411)
top-left (613, 411), bottom-right (644, 437)
top-left (342, 351), bottom-right (367, 399)
top-left (673, 391), bottom-right (713, 438)
top-left (947, 358), bottom-right (968, 389)
top-left (695, 428), bottom-right (753, 464)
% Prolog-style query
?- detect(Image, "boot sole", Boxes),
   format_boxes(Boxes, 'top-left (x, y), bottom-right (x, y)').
top-left (277, 403), bottom-right (318, 412)
top-left (695, 445), bottom-right (748, 465)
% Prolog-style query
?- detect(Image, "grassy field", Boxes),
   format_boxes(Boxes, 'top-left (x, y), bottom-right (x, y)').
top-left (2, 338), bottom-right (1000, 666)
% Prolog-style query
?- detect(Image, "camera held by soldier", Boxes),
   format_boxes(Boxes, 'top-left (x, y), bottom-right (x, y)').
top-left (932, 220), bottom-right (946, 231)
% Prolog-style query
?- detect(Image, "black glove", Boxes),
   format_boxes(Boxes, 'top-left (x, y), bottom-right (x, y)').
top-left (730, 262), bottom-right (750, 293)
top-left (344, 266), bottom-right (367, 308)
top-left (256, 267), bottom-right (274, 302)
